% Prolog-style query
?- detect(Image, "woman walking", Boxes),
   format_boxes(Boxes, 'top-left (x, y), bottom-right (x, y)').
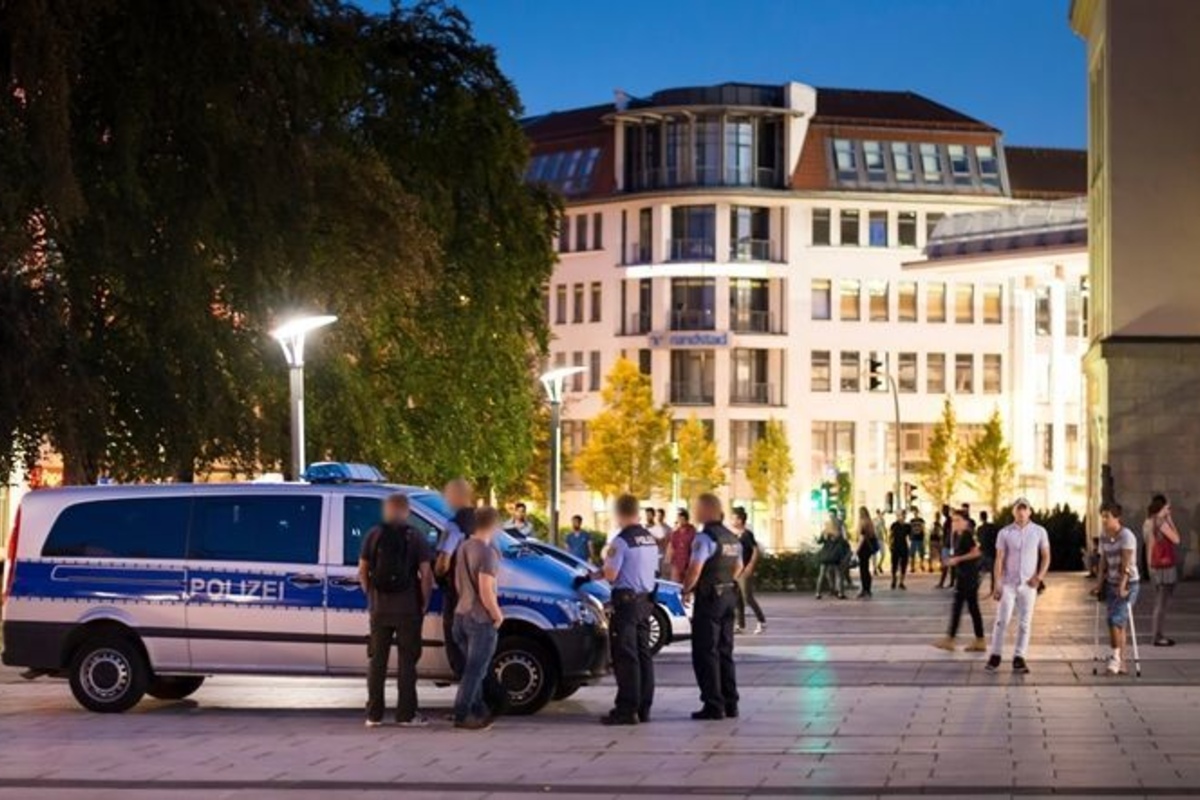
top-left (1143, 494), bottom-right (1181, 647)
top-left (856, 507), bottom-right (879, 598)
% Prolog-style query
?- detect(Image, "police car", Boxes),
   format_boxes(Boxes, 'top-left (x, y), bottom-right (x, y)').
top-left (520, 539), bottom-right (691, 655)
top-left (0, 470), bottom-right (609, 714)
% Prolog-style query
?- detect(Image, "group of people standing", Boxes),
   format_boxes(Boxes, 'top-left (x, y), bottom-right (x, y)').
top-left (601, 492), bottom-right (746, 724)
top-left (358, 479), bottom-right (507, 730)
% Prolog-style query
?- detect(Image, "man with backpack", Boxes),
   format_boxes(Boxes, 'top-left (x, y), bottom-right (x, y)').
top-left (359, 493), bottom-right (434, 727)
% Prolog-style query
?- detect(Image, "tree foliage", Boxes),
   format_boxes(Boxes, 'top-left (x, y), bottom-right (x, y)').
top-left (964, 408), bottom-right (1015, 514)
top-left (918, 397), bottom-right (963, 511)
top-left (0, 1), bottom-right (556, 485)
top-left (675, 415), bottom-right (725, 501)
top-left (746, 418), bottom-right (793, 521)
top-left (573, 358), bottom-right (671, 499)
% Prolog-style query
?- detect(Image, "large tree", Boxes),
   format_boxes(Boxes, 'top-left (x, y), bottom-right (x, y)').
top-left (675, 414), bottom-right (725, 501)
top-left (0, 1), bottom-right (555, 486)
top-left (573, 358), bottom-right (672, 499)
top-left (919, 397), bottom-right (963, 512)
top-left (746, 418), bottom-right (793, 547)
top-left (964, 408), bottom-right (1015, 514)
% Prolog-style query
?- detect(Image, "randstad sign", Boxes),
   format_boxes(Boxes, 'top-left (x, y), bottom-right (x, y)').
top-left (647, 331), bottom-right (731, 348)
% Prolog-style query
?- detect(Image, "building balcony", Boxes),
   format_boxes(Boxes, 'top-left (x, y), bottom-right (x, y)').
top-left (669, 382), bottom-right (714, 406)
top-left (730, 380), bottom-right (782, 406)
top-left (619, 312), bottom-right (652, 336)
top-left (669, 238), bottom-right (716, 262)
top-left (729, 309), bottom-right (783, 334)
top-left (729, 238), bottom-right (780, 263)
top-left (670, 309), bottom-right (716, 331)
top-left (624, 166), bottom-right (782, 193)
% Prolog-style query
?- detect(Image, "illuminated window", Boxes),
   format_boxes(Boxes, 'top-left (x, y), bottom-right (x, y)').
top-left (926, 353), bottom-right (945, 394)
top-left (812, 279), bottom-right (832, 321)
top-left (869, 281), bottom-right (889, 321)
top-left (955, 284), bottom-right (975, 324)
top-left (982, 284), bottom-right (1003, 324)
top-left (927, 283), bottom-right (946, 323)
top-left (840, 280), bottom-right (861, 321)
top-left (983, 354), bottom-right (1002, 394)
top-left (898, 282), bottom-right (917, 322)
top-left (811, 351), bottom-right (831, 392)
top-left (840, 351), bottom-right (861, 392)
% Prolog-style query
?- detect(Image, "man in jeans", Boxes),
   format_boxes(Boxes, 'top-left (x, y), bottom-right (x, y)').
top-left (986, 497), bottom-right (1050, 674)
top-left (359, 494), bottom-right (434, 727)
top-left (452, 506), bottom-right (505, 730)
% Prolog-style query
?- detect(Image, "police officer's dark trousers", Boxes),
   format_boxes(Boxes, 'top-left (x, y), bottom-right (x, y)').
top-left (611, 590), bottom-right (655, 718)
top-left (691, 585), bottom-right (739, 713)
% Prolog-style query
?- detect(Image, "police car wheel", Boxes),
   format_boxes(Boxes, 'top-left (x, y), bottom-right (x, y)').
top-left (648, 607), bottom-right (670, 656)
top-left (68, 637), bottom-right (149, 713)
top-left (147, 676), bottom-right (206, 701)
top-left (492, 636), bottom-right (558, 716)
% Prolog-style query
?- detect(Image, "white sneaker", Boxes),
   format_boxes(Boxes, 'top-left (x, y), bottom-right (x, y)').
top-left (397, 713), bottom-right (430, 728)
top-left (365, 719), bottom-right (384, 728)
top-left (734, 626), bottom-right (746, 635)
top-left (1106, 655), bottom-right (1122, 675)
top-left (753, 623), bottom-right (764, 635)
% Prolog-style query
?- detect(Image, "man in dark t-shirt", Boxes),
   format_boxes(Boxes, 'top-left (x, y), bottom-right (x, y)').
top-left (933, 510), bottom-right (986, 652)
top-left (358, 494), bottom-right (434, 726)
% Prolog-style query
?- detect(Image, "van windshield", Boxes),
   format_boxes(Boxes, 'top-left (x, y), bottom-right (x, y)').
top-left (403, 488), bottom-right (522, 556)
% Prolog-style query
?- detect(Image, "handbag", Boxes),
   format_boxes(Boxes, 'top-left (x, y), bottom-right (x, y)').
top-left (1150, 524), bottom-right (1177, 569)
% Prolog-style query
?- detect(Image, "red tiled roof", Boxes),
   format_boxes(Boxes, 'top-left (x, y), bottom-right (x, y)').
top-left (814, 88), bottom-right (997, 132)
top-left (1005, 146), bottom-right (1087, 198)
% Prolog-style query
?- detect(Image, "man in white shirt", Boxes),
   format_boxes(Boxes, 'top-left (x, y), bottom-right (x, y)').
top-left (985, 497), bottom-right (1050, 674)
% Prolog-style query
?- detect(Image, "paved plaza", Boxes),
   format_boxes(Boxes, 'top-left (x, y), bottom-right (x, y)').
top-left (1, 571), bottom-right (1198, 799)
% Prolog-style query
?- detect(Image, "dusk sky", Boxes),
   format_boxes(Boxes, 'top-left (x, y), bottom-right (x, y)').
top-left (362, 1), bottom-right (1085, 149)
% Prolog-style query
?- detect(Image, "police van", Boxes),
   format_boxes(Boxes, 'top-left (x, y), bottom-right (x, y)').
top-left (0, 475), bottom-right (609, 714)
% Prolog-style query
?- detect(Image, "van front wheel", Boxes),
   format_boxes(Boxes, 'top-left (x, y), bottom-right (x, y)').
top-left (147, 675), bottom-right (205, 701)
top-left (492, 636), bottom-right (558, 716)
top-left (68, 636), bottom-right (149, 713)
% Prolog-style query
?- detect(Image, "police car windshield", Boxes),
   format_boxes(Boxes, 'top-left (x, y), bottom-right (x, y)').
top-left (403, 489), bottom-right (522, 555)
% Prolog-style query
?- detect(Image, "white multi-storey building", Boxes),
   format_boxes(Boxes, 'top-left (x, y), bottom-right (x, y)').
top-left (523, 81), bottom-right (1087, 548)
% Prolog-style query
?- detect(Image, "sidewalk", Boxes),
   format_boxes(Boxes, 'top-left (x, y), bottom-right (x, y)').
top-left (1, 573), bottom-right (1197, 799)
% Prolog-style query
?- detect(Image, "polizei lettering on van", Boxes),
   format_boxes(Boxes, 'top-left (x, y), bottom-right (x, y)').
top-left (188, 577), bottom-right (285, 601)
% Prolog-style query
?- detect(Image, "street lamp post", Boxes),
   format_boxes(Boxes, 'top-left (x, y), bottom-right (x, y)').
top-left (539, 366), bottom-right (585, 548)
top-left (868, 359), bottom-right (903, 517)
top-left (271, 315), bottom-right (337, 480)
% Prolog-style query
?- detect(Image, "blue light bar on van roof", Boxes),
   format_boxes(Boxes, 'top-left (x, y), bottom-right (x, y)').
top-left (302, 462), bottom-right (387, 484)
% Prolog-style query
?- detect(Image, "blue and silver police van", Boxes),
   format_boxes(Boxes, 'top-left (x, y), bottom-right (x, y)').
top-left (0, 471), bottom-right (609, 714)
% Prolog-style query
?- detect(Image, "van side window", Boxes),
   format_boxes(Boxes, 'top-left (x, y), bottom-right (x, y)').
top-left (42, 498), bottom-right (191, 560)
top-left (343, 496), bottom-right (383, 566)
top-left (190, 496), bottom-right (321, 564)
top-left (342, 496), bottom-right (440, 567)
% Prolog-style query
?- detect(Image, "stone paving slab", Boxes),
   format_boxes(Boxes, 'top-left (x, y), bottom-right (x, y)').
top-left (0, 574), bottom-right (1198, 798)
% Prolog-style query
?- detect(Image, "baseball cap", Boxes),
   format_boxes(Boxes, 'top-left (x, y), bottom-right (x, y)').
top-left (1012, 497), bottom-right (1031, 509)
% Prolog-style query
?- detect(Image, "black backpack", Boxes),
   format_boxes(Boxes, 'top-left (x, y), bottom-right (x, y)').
top-left (369, 524), bottom-right (413, 594)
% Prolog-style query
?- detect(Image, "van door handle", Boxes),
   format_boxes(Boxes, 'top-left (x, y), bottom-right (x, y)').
top-left (329, 576), bottom-right (362, 590)
top-left (288, 573), bottom-right (324, 588)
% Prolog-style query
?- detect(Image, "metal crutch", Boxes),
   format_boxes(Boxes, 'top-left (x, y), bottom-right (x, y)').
top-left (1091, 587), bottom-right (1103, 676)
top-left (1125, 599), bottom-right (1142, 678)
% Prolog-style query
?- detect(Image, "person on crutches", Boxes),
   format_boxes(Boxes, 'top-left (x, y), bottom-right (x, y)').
top-left (1093, 503), bottom-right (1141, 676)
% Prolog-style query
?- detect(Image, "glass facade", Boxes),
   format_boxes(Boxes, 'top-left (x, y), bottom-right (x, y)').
top-left (624, 114), bottom-right (782, 191)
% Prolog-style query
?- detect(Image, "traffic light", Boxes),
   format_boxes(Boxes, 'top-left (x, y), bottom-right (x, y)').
top-left (820, 481), bottom-right (835, 514)
top-left (810, 487), bottom-right (825, 514)
top-left (868, 357), bottom-right (885, 392)
top-left (885, 490), bottom-right (895, 513)
top-left (904, 482), bottom-right (918, 509)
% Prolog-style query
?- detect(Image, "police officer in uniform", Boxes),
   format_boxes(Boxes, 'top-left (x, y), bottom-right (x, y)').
top-left (600, 493), bottom-right (659, 725)
top-left (682, 493), bottom-right (743, 720)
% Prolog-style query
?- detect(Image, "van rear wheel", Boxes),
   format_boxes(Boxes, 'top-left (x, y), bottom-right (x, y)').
top-left (492, 636), bottom-right (558, 716)
top-left (68, 636), bottom-right (149, 713)
top-left (147, 676), bottom-right (205, 701)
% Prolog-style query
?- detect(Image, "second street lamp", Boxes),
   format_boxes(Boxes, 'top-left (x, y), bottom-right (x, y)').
top-left (539, 366), bottom-right (585, 548)
top-left (271, 314), bottom-right (337, 480)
